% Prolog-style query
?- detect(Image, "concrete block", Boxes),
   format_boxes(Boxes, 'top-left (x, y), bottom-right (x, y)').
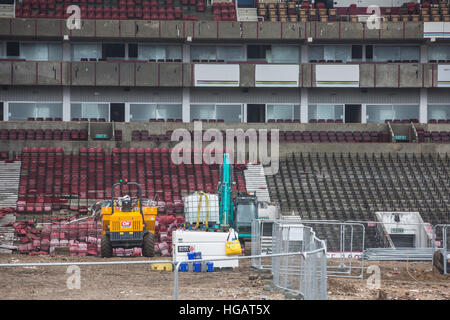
top-left (359, 64), bottom-right (375, 87)
top-left (159, 63), bottom-right (183, 87)
top-left (69, 19), bottom-right (95, 37)
top-left (0, 18), bottom-right (10, 37)
top-left (96, 62), bottom-right (119, 86)
top-left (301, 63), bottom-right (314, 87)
top-left (95, 20), bottom-right (120, 38)
top-left (71, 62), bottom-right (94, 86)
top-left (160, 21), bottom-right (184, 39)
top-left (242, 21), bottom-right (258, 39)
top-left (258, 21), bottom-right (281, 39)
top-left (281, 22), bottom-right (301, 39)
top-left (119, 62), bottom-right (135, 86)
top-left (119, 20), bottom-right (136, 38)
top-left (135, 62), bottom-right (157, 86)
top-left (399, 63), bottom-right (421, 87)
top-left (37, 61), bottom-right (63, 85)
top-left (340, 22), bottom-right (364, 40)
top-left (194, 21), bottom-right (217, 39)
top-left (240, 64), bottom-right (254, 87)
top-left (375, 63), bottom-right (398, 87)
top-left (135, 20), bottom-right (159, 38)
top-left (11, 19), bottom-right (34, 36)
top-left (0, 61), bottom-right (12, 84)
top-left (12, 61), bottom-right (36, 85)
top-left (314, 22), bottom-right (339, 40)
top-left (182, 63), bottom-right (193, 87)
top-left (36, 19), bottom-right (61, 37)
top-left (380, 21), bottom-right (403, 39)
top-left (217, 21), bottom-right (241, 39)
top-left (404, 21), bottom-right (423, 39)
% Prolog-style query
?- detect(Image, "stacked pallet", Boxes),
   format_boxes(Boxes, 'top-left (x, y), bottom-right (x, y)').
top-left (155, 214), bottom-right (185, 256)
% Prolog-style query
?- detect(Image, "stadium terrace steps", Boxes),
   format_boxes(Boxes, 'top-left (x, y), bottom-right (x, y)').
top-left (243, 163), bottom-right (271, 202)
top-left (237, 8), bottom-right (258, 21)
top-left (266, 152), bottom-right (450, 249)
top-left (0, 161), bottom-right (21, 208)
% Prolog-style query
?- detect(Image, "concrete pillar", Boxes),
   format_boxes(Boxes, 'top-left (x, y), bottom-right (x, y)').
top-left (300, 88), bottom-right (308, 123)
top-left (419, 88), bottom-right (428, 123)
top-left (243, 103), bottom-right (247, 123)
top-left (62, 86), bottom-right (71, 121)
top-left (361, 104), bottom-right (367, 123)
top-left (3, 102), bottom-right (8, 121)
top-left (182, 44), bottom-right (190, 63)
top-left (301, 45), bottom-right (308, 63)
top-left (420, 44), bottom-right (428, 63)
top-left (62, 41), bottom-right (71, 62)
top-left (182, 88), bottom-right (190, 122)
top-left (124, 102), bottom-right (130, 122)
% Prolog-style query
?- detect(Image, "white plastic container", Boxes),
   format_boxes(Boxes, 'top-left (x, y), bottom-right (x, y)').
top-left (172, 230), bottom-right (239, 269)
top-left (183, 192), bottom-right (220, 224)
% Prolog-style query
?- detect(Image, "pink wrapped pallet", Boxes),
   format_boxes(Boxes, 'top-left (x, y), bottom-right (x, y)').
top-left (40, 238), bottom-right (50, 251)
top-left (132, 248), bottom-right (142, 256)
top-left (60, 239), bottom-right (68, 247)
top-left (77, 243), bottom-right (87, 256)
top-left (69, 244), bottom-right (78, 256)
top-left (18, 244), bottom-right (28, 254)
top-left (124, 249), bottom-right (133, 256)
top-left (32, 240), bottom-right (40, 250)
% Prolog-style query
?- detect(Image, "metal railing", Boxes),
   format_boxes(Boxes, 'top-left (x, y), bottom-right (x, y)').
top-left (432, 224), bottom-right (449, 274)
top-left (271, 221), bottom-right (327, 300)
top-left (252, 219), bottom-right (365, 279)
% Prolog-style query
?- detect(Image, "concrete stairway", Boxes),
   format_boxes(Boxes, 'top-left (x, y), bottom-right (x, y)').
top-left (0, 5), bottom-right (14, 18)
top-left (0, 161), bottom-right (21, 208)
top-left (237, 8), bottom-right (258, 21)
top-left (244, 163), bottom-right (271, 202)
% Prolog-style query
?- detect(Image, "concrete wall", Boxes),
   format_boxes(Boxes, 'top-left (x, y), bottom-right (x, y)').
top-left (0, 61), bottom-right (443, 88)
top-left (0, 18), bottom-right (427, 41)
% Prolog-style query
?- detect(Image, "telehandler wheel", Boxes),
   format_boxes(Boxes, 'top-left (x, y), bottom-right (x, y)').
top-left (101, 234), bottom-right (113, 258)
top-left (142, 232), bottom-right (155, 257)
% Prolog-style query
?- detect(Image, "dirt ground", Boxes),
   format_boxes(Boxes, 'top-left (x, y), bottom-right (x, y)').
top-left (0, 254), bottom-right (448, 300)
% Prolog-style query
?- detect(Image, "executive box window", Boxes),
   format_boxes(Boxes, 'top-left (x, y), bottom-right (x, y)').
top-left (247, 45), bottom-right (271, 61)
top-left (266, 105), bottom-right (300, 121)
top-left (309, 45), bottom-right (351, 63)
top-left (270, 46), bottom-right (300, 63)
top-left (308, 104), bottom-right (344, 121)
top-left (72, 44), bottom-right (102, 61)
top-left (371, 46), bottom-right (420, 62)
top-left (366, 105), bottom-right (419, 123)
top-left (351, 45), bottom-right (363, 61)
top-left (428, 45), bottom-right (450, 62)
top-left (428, 105), bottom-right (450, 121)
top-left (71, 103), bottom-right (109, 121)
top-left (9, 103), bottom-right (62, 120)
top-left (128, 43), bottom-right (138, 59)
top-left (5, 42), bottom-right (61, 60)
top-left (130, 104), bottom-right (182, 121)
top-left (6, 42), bottom-right (19, 57)
top-left (138, 45), bottom-right (182, 61)
top-left (102, 43), bottom-right (125, 60)
top-left (190, 104), bottom-right (242, 122)
top-left (191, 45), bottom-right (244, 62)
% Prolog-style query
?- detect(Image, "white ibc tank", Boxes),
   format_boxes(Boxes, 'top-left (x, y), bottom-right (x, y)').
top-left (184, 192), bottom-right (220, 224)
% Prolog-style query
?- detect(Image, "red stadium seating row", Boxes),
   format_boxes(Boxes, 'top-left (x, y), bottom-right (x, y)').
top-left (0, 129), bottom-right (88, 141)
top-left (16, 147), bottom-right (247, 214)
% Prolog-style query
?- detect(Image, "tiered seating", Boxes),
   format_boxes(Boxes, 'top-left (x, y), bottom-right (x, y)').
top-left (0, 129), bottom-right (88, 141)
top-left (212, 2), bottom-right (237, 21)
top-left (16, 147), bottom-right (247, 215)
top-left (257, 0), bottom-right (450, 22)
top-left (417, 128), bottom-right (450, 143)
top-left (266, 152), bottom-right (450, 249)
top-left (13, 0), bottom-right (233, 20)
top-left (26, 117), bottom-right (63, 121)
top-left (428, 119), bottom-right (450, 123)
top-left (153, 129), bottom-right (389, 143)
top-left (70, 118), bottom-right (106, 122)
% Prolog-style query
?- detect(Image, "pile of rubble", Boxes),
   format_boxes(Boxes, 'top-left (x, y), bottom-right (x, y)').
top-left (1, 207), bottom-right (186, 257)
